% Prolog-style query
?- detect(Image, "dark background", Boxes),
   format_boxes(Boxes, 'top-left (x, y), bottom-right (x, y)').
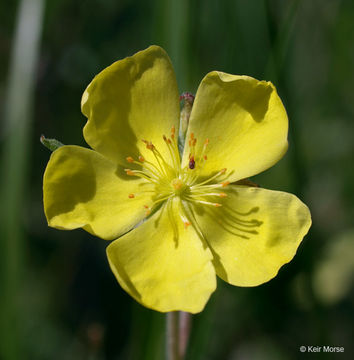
top-left (1, 0), bottom-right (353, 359)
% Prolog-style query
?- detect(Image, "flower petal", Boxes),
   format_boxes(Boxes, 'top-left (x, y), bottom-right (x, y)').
top-left (194, 186), bottom-right (311, 286)
top-left (106, 198), bottom-right (216, 313)
top-left (182, 72), bottom-right (288, 182)
top-left (82, 45), bottom-right (180, 166)
top-left (43, 145), bottom-right (152, 240)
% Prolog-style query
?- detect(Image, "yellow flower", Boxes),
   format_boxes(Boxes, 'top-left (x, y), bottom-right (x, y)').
top-left (43, 46), bottom-right (311, 313)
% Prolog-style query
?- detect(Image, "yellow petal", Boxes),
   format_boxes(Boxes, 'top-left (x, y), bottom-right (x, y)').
top-left (106, 198), bottom-right (216, 313)
top-left (182, 72), bottom-right (288, 182)
top-left (194, 186), bottom-right (311, 286)
top-left (82, 45), bottom-right (180, 166)
top-left (43, 145), bottom-right (152, 240)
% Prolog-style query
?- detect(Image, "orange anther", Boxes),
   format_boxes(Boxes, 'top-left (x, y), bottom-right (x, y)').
top-left (171, 125), bottom-right (175, 134)
top-left (221, 181), bottom-right (230, 187)
top-left (190, 133), bottom-right (194, 140)
top-left (204, 138), bottom-right (209, 145)
top-left (126, 156), bottom-right (134, 163)
top-left (138, 156), bottom-right (145, 162)
top-left (192, 138), bottom-right (197, 146)
top-left (163, 135), bottom-right (167, 141)
top-left (220, 168), bottom-right (227, 174)
top-left (125, 169), bottom-right (135, 176)
top-left (167, 139), bottom-right (172, 144)
top-left (214, 203), bottom-right (222, 207)
top-left (184, 221), bottom-right (191, 229)
top-left (219, 192), bottom-right (227, 198)
top-left (128, 194), bottom-right (135, 198)
top-left (146, 142), bottom-right (155, 150)
top-left (203, 155), bottom-right (208, 160)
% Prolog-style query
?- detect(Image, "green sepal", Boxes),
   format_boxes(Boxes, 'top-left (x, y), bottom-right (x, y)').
top-left (40, 135), bottom-right (64, 152)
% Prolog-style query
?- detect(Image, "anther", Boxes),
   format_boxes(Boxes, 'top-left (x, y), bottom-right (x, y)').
top-left (142, 139), bottom-right (155, 150)
top-left (138, 156), bottom-right (145, 162)
top-left (203, 155), bottom-right (207, 160)
top-left (124, 169), bottom-right (135, 176)
top-left (143, 205), bottom-right (151, 216)
top-left (128, 194), bottom-right (135, 198)
top-left (221, 181), bottom-right (230, 187)
top-left (126, 156), bottom-right (134, 163)
top-left (184, 221), bottom-right (191, 229)
top-left (204, 138), bottom-right (209, 145)
top-left (219, 192), bottom-right (227, 198)
top-left (220, 168), bottom-right (227, 174)
top-left (189, 156), bottom-right (195, 169)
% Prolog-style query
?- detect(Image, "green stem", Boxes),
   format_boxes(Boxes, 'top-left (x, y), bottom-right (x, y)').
top-left (0, 0), bottom-right (45, 359)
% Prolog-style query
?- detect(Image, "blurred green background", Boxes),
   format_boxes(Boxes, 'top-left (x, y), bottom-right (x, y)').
top-left (1, 0), bottom-right (353, 359)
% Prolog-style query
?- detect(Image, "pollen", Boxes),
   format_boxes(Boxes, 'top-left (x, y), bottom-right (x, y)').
top-left (125, 169), bottom-right (135, 176)
top-left (183, 221), bottom-right (191, 229)
top-left (171, 178), bottom-right (185, 192)
top-left (124, 132), bottom-right (229, 229)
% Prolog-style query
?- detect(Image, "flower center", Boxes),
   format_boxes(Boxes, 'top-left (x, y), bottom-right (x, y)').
top-left (125, 127), bottom-right (230, 227)
top-left (171, 178), bottom-right (186, 194)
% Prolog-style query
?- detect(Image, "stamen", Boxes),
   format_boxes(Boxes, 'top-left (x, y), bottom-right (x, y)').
top-left (182, 201), bottom-right (208, 241)
top-left (167, 199), bottom-right (178, 244)
top-left (189, 156), bottom-right (195, 169)
top-left (188, 191), bottom-right (227, 198)
top-left (126, 156), bottom-right (134, 163)
top-left (163, 134), bottom-right (179, 172)
top-left (142, 139), bottom-right (155, 150)
top-left (128, 193), bottom-right (135, 198)
top-left (124, 169), bottom-right (160, 184)
top-left (124, 169), bottom-right (135, 176)
top-left (142, 139), bottom-right (172, 177)
top-left (185, 197), bottom-right (222, 207)
top-left (190, 168), bottom-right (227, 188)
top-left (143, 205), bottom-right (151, 216)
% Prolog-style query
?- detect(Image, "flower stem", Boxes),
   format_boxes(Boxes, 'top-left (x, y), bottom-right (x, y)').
top-left (166, 312), bottom-right (180, 360)
top-left (178, 311), bottom-right (192, 358)
top-left (166, 311), bottom-right (192, 360)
